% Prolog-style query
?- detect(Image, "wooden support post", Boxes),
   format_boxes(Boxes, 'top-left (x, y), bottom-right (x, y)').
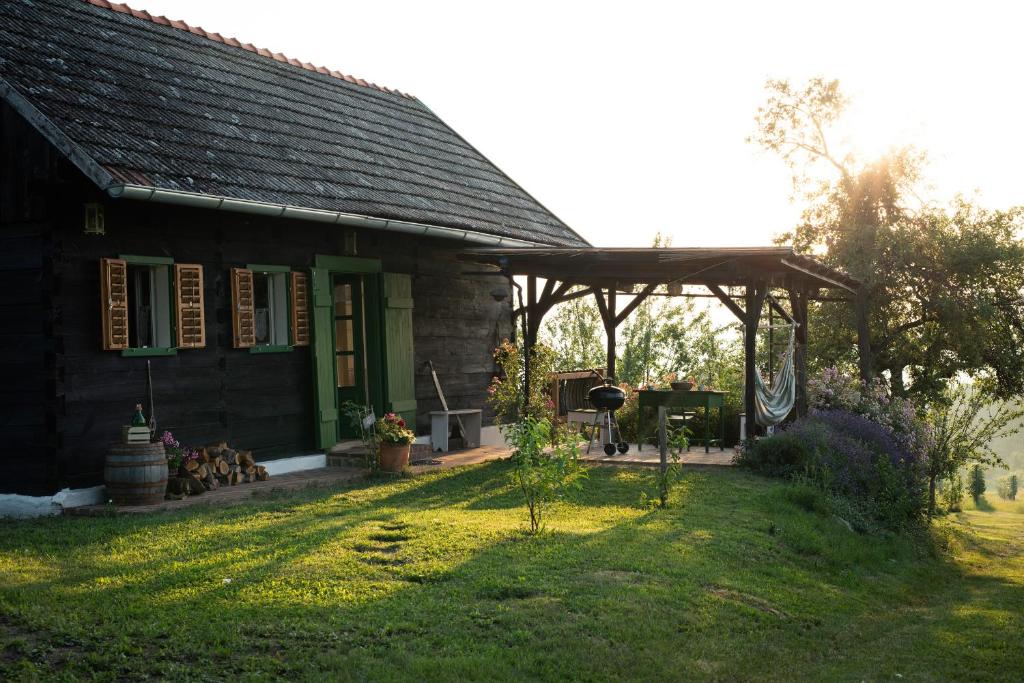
top-left (605, 287), bottom-right (617, 381)
top-left (524, 275), bottom-right (537, 410)
top-left (744, 281), bottom-right (767, 438)
top-left (787, 286), bottom-right (809, 417)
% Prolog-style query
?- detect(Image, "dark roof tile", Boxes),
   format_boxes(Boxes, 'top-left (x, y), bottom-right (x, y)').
top-left (0, 0), bottom-right (587, 246)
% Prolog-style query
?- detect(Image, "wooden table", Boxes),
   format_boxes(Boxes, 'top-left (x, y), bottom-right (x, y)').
top-left (637, 390), bottom-right (727, 453)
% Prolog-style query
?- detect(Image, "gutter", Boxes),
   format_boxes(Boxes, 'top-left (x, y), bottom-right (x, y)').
top-left (107, 184), bottom-right (544, 248)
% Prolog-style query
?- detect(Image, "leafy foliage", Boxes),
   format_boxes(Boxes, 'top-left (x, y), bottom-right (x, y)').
top-left (487, 340), bottom-right (557, 424)
top-left (341, 401), bottom-right (379, 470)
top-left (742, 369), bottom-right (933, 530)
top-left (752, 77), bottom-right (1024, 401)
top-left (541, 290), bottom-right (606, 371)
top-left (502, 417), bottom-right (586, 534)
top-left (969, 465), bottom-right (987, 504)
top-left (376, 412), bottom-right (414, 445)
top-left (997, 474), bottom-right (1018, 501)
top-left (925, 383), bottom-right (1023, 515)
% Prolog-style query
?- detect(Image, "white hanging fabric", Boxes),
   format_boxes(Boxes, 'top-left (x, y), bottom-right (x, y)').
top-left (754, 327), bottom-right (796, 427)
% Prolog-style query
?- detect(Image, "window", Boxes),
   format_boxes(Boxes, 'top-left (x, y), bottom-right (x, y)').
top-left (232, 265), bottom-right (309, 352)
top-left (128, 263), bottom-right (172, 349)
top-left (253, 271), bottom-right (288, 346)
top-left (100, 256), bottom-right (206, 356)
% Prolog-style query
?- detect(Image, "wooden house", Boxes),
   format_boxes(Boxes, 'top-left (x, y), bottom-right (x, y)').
top-left (0, 0), bottom-right (588, 498)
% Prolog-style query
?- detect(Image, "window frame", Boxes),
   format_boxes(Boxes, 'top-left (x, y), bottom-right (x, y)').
top-left (118, 254), bottom-right (178, 357)
top-left (246, 264), bottom-right (293, 354)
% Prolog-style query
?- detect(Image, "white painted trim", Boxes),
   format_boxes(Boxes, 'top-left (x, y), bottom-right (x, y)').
top-left (259, 453), bottom-right (327, 476)
top-left (0, 485), bottom-right (105, 519)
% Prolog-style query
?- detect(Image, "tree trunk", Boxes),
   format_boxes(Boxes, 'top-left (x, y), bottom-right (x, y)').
top-left (928, 475), bottom-right (937, 520)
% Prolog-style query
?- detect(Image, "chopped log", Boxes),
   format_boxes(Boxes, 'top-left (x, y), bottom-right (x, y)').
top-left (206, 445), bottom-right (223, 459)
top-left (238, 450), bottom-right (255, 468)
top-left (196, 463), bottom-right (209, 479)
top-left (255, 465), bottom-right (269, 481)
top-left (201, 466), bottom-right (217, 490)
top-left (181, 474), bottom-right (205, 495)
top-left (217, 460), bottom-right (229, 476)
top-left (221, 449), bottom-right (238, 466)
top-left (198, 448), bottom-right (210, 463)
top-left (167, 477), bottom-right (192, 496)
top-left (184, 459), bottom-right (200, 472)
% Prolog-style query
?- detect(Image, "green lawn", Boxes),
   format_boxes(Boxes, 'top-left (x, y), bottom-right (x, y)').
top-left (1, 463), bottom-right (1021, 681)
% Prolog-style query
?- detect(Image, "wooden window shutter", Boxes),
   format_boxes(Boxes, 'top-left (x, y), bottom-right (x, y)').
top-left (174, 264), bottom-right (206, 348)
top-left (231, 267), bottom-right (256, 348)
top-left (290, 271), bottom-right (310, 346)
top-left (100, 257), bottom-right (129, 350)
top-left (381, 273), bottom-right (417, 425)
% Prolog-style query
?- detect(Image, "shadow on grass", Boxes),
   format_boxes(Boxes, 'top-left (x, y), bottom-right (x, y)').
top-left (2, 465), bottom-right (1022, 680)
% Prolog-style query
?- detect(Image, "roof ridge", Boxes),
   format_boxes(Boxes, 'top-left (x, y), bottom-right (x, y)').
top-left (81, 0), bottom-right (416, 99)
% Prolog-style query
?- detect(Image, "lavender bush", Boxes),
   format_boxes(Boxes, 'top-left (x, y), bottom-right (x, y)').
top-left (742, 368), bottom-right (933, 529)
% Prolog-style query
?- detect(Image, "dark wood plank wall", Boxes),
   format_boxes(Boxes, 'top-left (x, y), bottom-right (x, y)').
top-left (0, 102), bottom-right (60, 495)
top-left (3, 111), bottom-right (512, 495)
top-left (412, 260), bottom-right (510, 429)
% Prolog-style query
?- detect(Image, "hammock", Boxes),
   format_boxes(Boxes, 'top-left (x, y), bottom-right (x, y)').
top-left (753, 327), bottom-right (796, 427)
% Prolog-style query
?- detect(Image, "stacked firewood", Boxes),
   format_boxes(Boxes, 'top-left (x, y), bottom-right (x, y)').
top-left (167, 442), bottom-right (269, 497)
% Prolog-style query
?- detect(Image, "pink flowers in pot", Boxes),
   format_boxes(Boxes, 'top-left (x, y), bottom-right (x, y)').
top-left (376, 412), bottom-right (415, 445)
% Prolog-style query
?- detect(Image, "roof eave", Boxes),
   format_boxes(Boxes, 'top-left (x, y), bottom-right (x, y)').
top-left (107, 184), bottom-right (556, 248)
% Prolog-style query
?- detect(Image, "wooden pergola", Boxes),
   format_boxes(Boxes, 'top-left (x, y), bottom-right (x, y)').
top-left (461, 246), bottom-right (865, 434)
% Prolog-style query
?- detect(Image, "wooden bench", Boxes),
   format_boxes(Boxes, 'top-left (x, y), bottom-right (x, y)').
top-left (430, 409), bottom-right (482, 452)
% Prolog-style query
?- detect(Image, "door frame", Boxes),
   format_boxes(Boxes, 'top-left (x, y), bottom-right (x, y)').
top-left (311, 254), bottom-right (383, 449)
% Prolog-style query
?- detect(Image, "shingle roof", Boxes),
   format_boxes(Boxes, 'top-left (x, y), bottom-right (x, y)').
top-left (0, 0), bottom-right (588, 247)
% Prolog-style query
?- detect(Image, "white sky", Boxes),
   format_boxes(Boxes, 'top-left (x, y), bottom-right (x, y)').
top-left (141, 0), bottom-right (1023, 248)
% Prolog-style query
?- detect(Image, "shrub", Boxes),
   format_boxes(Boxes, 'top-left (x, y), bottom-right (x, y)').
top-left (997, 474), bottom-right (1018, 501)
top-left (488, 340), bottom-right (557, 424)
top-left (736, 431), bottom-right (815, 477)
top-left (968, 465), bottom-right (986, 503)
top-left (943, 472), bottom-right (964, 512)
top-left (503, 417), bottom-right (586, 534)
top-left (740, 407), bottom-right (929, 530)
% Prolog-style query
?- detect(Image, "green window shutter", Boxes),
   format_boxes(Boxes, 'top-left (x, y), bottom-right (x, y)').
top-left (381, 273), bottom-right (417, 426)
top-left (310, 267), bottom-right (339, 448)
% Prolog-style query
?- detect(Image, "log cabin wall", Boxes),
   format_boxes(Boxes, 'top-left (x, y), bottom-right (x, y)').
top-left (0, 102), bottom-right (61, 495)
top-left (2, 115), bottom-right (512, 495)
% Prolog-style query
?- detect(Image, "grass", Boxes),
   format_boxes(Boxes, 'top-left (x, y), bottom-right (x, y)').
top-left (0, 463), bottom-right (1021, 681)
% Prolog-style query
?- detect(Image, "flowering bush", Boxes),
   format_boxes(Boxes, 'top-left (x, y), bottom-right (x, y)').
top-left (741, 367), bottom-right (934, 530)
top-left (487, 339), bottom-right (557, 424)
top-left (160, 430), bottom-right (200, 471)
top-left (376, 412), bottom-right (414, 445)
top-left (808, 367), bottom-right (934, 460)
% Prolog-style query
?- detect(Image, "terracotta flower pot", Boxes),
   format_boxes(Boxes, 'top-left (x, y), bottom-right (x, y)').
top-left (378, 442), bottom-right (411, 472)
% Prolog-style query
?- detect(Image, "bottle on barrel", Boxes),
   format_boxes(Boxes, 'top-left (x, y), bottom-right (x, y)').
top-left (131, 403), bottom-right (147, 427)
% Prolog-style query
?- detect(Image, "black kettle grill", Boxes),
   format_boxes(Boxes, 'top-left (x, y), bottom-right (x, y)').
top-left (587, 379), bottom-right (629, 456)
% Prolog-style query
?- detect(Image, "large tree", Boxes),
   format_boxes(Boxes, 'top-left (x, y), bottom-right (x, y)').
top-left (751, 78), bottom-right (1024, 400)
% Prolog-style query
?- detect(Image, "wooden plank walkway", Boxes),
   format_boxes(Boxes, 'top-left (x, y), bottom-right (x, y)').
top-left (65, 467), bottom-right (369, 516)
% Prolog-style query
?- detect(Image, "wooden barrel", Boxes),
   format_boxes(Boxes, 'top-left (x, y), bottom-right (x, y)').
top-left (104, 442), bottom-right (167, 505)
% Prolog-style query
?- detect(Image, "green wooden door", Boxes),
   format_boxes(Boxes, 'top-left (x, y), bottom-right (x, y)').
top-left (310, 267), bottom-right (339, 448)
top-left (333, 275), bottom-right (366, 438)
top-left (381, 273), bottom-right (417, 426)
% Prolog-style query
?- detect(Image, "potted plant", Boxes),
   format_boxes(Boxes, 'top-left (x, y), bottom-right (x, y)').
top-left (376, 412), bottom-right (415, 472)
